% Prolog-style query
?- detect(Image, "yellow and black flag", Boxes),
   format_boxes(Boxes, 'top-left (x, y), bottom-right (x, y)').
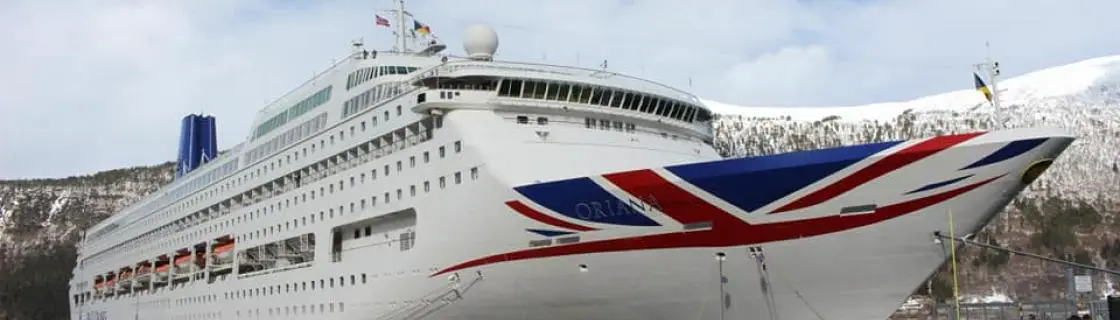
top-left (974, 72), bottom-right (993, 102)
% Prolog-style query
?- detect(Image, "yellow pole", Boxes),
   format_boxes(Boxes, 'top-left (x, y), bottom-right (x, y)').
top-left (949, 209), bottom-right (962, 320)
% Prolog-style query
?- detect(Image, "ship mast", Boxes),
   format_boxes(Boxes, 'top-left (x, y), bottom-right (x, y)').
top-left (974, 42), bottom-right (1002, 129)
top-left (394, 0), bottom-right (408, 52)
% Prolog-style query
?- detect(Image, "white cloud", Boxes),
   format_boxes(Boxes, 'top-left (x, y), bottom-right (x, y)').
top-left (1, 0), bottom-right (1119, 179)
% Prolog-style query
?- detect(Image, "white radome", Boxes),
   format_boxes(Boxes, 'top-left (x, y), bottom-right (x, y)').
top-left (463, 24), bottom-right (499, 60)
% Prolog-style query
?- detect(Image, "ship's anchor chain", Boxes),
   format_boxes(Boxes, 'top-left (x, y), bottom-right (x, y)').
top-left (932, 231), bottom-right (1120, 276)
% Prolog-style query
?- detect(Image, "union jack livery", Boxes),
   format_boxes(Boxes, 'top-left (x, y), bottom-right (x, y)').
top-left (69, 2), bottom-right (1075, 320)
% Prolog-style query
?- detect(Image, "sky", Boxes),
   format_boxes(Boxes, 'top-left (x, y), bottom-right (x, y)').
top-left (2, 0), bottom-right (1120, 179)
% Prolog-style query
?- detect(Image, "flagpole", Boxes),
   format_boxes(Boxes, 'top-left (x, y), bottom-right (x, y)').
top-left (949, 209), bottom-right (962, 320)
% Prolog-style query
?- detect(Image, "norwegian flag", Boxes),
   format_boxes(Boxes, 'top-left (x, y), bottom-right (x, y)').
top-left (375, 15), bottom-right (390, 27)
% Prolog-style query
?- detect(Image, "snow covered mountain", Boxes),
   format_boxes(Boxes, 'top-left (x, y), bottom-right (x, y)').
top-left (1, 55), bottom-right (1120, 318)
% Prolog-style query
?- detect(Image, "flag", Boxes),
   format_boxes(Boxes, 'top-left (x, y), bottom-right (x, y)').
top-left (413, 20), bottom-right (431, 35)
top-left (375, 15), bottom-right (390, 27)
top-left (974, 72), bottom-right (993, 102)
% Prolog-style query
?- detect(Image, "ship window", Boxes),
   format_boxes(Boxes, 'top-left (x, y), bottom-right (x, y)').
top-left (396, 105), bottom-right (402, 116)
top-left (365, 226), bottom-right (371, 236)
top-left (455, 172), bottom-right (462, 184)
top-left (589, 87), bottom-right (604, 105)
top-left (384, 192), bottom-right (390, 203)
top-left (396, 161), bottom-right (402, 172)
top-left (454, 141), bottom-right (462, 153)
top-left (519, 81), bottom-right (535, 98)
top-left (471, 167), bottom-right (479, 180)
top-left (362, 274), bottom-right (367, 283)
top-left (626, 123), bottom-right (636, 132)
top-left (439, 176), bottom-right (446, 189)
top-left (608, 91), bottom-right (623, 108)
top-left (353, 229), bottom-right (360, 238)
top-left (384, 165), bottom-right (390, 176)
top-left (531, 81), bottom-right (547, 99)
top-left (409, 156), bottom-right (415, 168)
top-left (516, 115), bottom-right (528, 124)
top-left (579, 86), bottom-right (593, 103)
top-left (396, 189), bottom-right (402, 200)
top-left (599, 119), bottom-right (609, 130)
top-left (439, 146), bottom-right (445, 158)
top-left (638, 96), bottom-right (652, 111)
top-left (424, 181), bottom-right (430, 192)
top-left (545, 82), bottom-right (561, 100)
top-left (537, 117), bottom-right (548, 125)
top-left (423, 151), bottom-right (430, 163)
top-left (622, 92), bottom-right (636, 110)
top-left (410, 185), bottom-right (416, 196)
top-left (498, 79), bottom-right (514, 96)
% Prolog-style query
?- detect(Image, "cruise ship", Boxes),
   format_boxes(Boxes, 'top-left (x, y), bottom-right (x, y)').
top-left (69, 3), bottom-right (1076, 320)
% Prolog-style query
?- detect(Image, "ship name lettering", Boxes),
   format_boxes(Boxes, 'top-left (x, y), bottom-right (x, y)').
top-left (573, 195), bottom-right (661, 220)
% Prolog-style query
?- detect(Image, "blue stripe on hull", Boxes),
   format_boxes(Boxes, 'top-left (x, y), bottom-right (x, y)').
top-left (665, 140), bottom-right (904, 213)
top-left (906, 174), bottom-right (973, 195)
top-left (515, 178), bottom-right (660, 227)
top-left (961, 138), bottom-right (1048, 170)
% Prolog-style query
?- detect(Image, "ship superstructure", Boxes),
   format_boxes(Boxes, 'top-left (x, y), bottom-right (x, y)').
top-left (70, 2), bottom-right (1075, 320)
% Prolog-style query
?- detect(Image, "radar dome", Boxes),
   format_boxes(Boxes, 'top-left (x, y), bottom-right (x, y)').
top-left (463, 25), bottom-right (498, 60)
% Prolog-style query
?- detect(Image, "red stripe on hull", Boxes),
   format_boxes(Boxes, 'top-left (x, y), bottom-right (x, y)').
top-left (770, 132), bottom-right (985, 214)
top-left (506, 200), bottom-right (597, 232)
top-left (602, 169), bottom-right (747, 227)
top-left (435, 174), bottom-right (1003, 277)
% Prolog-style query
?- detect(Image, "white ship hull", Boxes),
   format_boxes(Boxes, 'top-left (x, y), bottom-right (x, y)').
top-left (74, 122), bottom-right (1074, 320)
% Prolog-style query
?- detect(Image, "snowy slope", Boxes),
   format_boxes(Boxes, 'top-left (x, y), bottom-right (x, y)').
top-left (704, 55), bottom-right (1120, 122)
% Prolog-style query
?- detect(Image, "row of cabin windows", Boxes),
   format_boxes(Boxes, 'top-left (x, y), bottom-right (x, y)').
top-left (342, 82), bottom-right (407, 118)
top-left (90, 109), bottom-right (424, 275)
top-left (231, 274), bottom-right (368, 300)
top-left (346, 65), bottom-right (421, 90)
top-left (239, 302), bottom-right (345, 318)
top-left (247, 112), bottom-right (329, 164)
top-left (254, 85), bottom-right (333, 139)
top-left (496, 78), bottom-right (712, 123)
top-left (585, 117), bottom-right (637, 133)
top-left (516, 115), bottom-right (549, 125)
